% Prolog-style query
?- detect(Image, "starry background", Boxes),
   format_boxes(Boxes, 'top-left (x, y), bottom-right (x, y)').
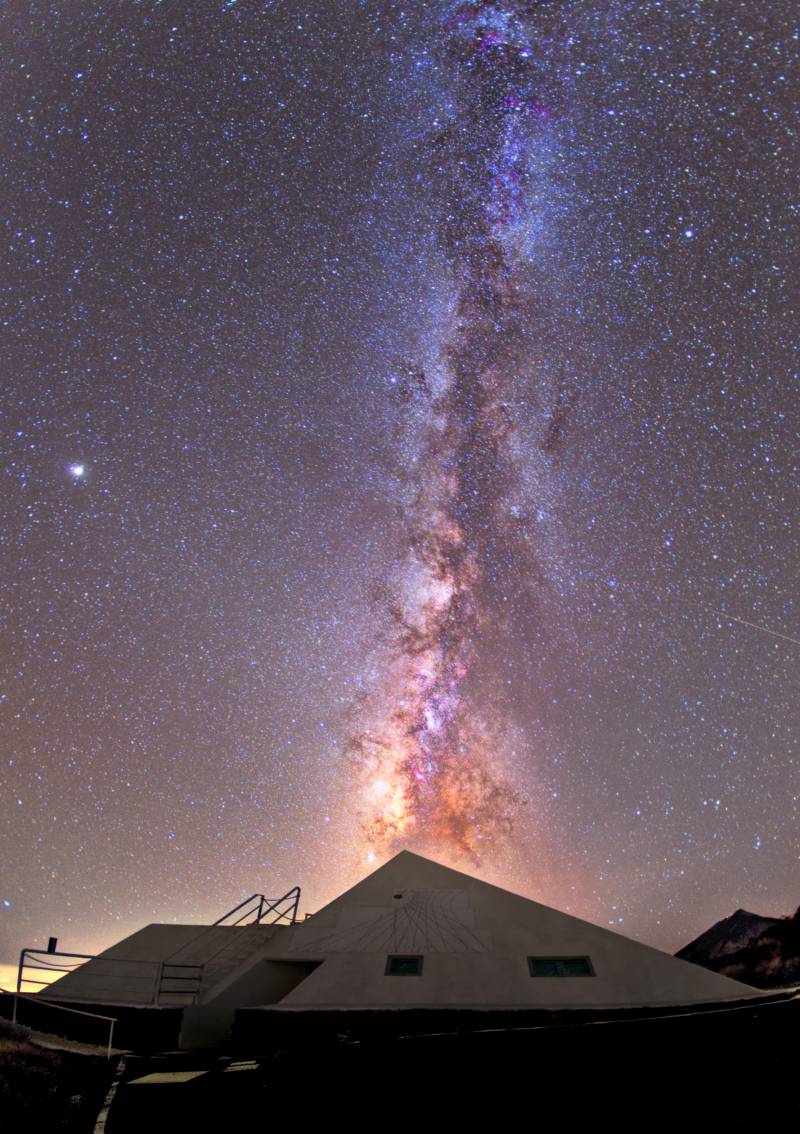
top-left (1, 0), bottom-right (798, 975)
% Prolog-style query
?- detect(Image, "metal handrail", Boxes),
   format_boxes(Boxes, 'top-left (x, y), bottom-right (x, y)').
top-left (213, 894), bottom-right (263, 927)
top-left (18, 949), bottom-right (95, 992)
top-left (213, 886), bottom-right (300, 927)
top-left (18, 949), bottom-right (205, 1005)
top-left (2, 984), bottom-right (118, 1059)
top-left (156, 961), bottom-right (204, 1002)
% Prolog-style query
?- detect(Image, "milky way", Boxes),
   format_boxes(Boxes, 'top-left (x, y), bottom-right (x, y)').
top-left (354, 2), bottom-right (570, 862)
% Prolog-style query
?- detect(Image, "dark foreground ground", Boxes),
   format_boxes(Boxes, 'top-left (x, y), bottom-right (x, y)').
top-left (2, 995), bottom-right (799, 1130)
top-left (0, 1018), bottom-right (113, 1133)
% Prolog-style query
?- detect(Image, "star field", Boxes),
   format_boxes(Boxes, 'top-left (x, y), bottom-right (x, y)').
top-left (1, 1), bottom-right (798, 971)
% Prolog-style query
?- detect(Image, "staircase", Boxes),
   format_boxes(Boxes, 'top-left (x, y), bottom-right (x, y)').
top-left (158, 925), bottom-right (282, 1005)
top-left (23, 887), bottom-right (302, 1013)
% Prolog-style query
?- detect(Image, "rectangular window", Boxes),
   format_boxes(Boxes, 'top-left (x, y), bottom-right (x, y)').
top-left (528, 956), bottom-right (594, 977)
top-left (385, 955), bottom-right (424, 976)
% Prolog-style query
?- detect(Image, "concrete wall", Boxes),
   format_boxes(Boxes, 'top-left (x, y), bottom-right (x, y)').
top-left (267, 852), bottom-right (758, 1009)
top-left (45, 923), bottom-right (285, 1006)
top-left (43, 852), bottom-right (760, 1036)
top-left (180, 959), bottom-right (319, 1048)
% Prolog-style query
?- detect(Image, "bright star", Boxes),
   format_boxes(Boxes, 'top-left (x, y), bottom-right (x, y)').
top-left (69, 464), bottom-right (85, 478)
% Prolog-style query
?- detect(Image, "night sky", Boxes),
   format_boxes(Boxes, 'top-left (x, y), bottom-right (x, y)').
top-left (2, 0), bottom-right (798, 975)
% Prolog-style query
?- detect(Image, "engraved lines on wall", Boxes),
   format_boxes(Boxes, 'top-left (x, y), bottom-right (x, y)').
top-left (290, 889), bottom-right (490, 954)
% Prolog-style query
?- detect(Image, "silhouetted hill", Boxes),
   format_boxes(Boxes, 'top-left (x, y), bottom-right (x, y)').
top-left (677, 909), bottom-right (780, 964)
top-left (677, 906), bottom-right (800, 989)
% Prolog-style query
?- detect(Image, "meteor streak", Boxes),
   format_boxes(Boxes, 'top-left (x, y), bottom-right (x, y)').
top-left (695, 602), bottom-right (800, 648)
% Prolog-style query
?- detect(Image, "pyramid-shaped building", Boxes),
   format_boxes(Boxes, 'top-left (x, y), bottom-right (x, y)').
top-left (40, 850), bottom-right (761, 1049)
